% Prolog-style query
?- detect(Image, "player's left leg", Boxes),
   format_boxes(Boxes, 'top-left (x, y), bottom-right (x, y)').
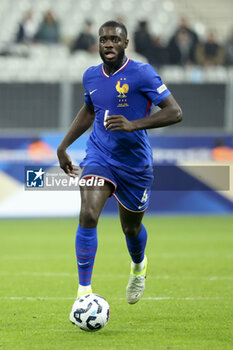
top-left (118, 203), bottom-right (148, 304)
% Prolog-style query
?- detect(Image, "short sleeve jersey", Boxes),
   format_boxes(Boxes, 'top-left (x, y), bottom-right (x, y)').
top-left (82, 58), bottom-right (171, 170)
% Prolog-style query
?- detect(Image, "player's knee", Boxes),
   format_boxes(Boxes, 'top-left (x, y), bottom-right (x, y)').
top-left (79, 208), bottom-right (99, 228)
top-left (122, 224), bottom-right (140, 238)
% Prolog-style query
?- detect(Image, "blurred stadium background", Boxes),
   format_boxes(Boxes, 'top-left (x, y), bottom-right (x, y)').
top-left (0, 0), bottom-right (233, 218)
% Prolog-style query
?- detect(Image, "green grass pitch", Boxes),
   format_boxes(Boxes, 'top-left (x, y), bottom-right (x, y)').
top-left (0, 216), bottom-right (233, 350)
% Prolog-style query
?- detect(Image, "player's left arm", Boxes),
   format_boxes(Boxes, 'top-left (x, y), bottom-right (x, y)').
top-left (105, 95), bottom-right (182, 132)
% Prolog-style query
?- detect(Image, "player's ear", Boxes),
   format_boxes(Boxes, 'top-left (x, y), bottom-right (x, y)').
top-left (125, 39), bottom-right (129, 48)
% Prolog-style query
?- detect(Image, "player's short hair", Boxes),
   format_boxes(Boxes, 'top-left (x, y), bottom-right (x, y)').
top-left (99, 21), bottom-right (128, 38)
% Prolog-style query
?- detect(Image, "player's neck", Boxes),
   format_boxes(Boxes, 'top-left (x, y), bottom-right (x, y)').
top-left (103, 56), bottom-right (127, 76)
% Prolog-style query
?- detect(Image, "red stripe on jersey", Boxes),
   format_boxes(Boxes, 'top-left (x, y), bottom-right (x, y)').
top-left (101, 65), bottom-right (109, 78)
top-left (114, 58), bottom-right (130, 75)
top-left (102, 58), bottom-right (130, 78)
top-left (145, 100), bottom-right (152, 117)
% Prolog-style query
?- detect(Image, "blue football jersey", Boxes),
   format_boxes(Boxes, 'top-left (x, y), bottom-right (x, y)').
top-left (82, 58), bottom-right (171, 170)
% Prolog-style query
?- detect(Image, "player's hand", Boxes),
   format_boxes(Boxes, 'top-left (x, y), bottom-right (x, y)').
top-left (105, 114), bottom-right (135, 132)
top-left (57, 148), bottom-right (79, 178)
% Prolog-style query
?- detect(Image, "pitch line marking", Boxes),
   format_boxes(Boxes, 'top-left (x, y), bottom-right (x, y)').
top-left (2, 254), bottom-right (232, 259)
top-left (0, 296), bottom-right (228, 301)
top-left (0, 272), bottom-right (233, 280)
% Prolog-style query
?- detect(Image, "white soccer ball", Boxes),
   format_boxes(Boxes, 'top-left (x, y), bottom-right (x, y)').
top-left (70, 293), bottom-right (110, 331)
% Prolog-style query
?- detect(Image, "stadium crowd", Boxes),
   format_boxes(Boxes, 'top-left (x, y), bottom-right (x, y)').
top-left (7, 10), bottom-right (233, 67)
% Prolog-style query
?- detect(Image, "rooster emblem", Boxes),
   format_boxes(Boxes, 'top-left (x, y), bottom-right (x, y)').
top-left (116, 80), bottom-right (129, 98)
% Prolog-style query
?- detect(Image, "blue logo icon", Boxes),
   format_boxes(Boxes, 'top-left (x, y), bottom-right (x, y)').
top-left (26, 168), bottom-right (45, 188)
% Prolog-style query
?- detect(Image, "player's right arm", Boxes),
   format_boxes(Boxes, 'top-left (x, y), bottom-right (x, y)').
top-left (57, 103), bottom-right (95, 177)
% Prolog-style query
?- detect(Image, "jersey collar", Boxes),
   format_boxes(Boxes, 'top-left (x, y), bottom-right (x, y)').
top-left (101, 58), bottom-right (130, 78)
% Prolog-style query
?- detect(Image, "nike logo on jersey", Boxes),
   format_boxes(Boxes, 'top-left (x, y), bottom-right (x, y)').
top-left (90, 89), bottom-right (97, 95)
top-left (138, 205), bottom-right (146, 209)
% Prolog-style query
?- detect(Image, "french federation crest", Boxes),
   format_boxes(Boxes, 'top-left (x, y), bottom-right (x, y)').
top-left (116, 78), bottom-right (129, 107)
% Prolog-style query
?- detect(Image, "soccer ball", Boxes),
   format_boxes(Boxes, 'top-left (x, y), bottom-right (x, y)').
top-left (70, 293), bottom-right (110, 332)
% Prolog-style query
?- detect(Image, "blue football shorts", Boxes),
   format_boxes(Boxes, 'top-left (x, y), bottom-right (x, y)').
top-left (79, 155), bottom-right (154, 212)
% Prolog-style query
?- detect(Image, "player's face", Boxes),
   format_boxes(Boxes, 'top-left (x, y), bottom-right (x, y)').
top-left (99, 27), bottom-right (128, 68)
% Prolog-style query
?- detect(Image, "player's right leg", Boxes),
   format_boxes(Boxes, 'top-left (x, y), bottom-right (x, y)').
top-left (76, 181), bottom-right (113, 295)
top-left (70, 181), bottom-right (113, 324)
